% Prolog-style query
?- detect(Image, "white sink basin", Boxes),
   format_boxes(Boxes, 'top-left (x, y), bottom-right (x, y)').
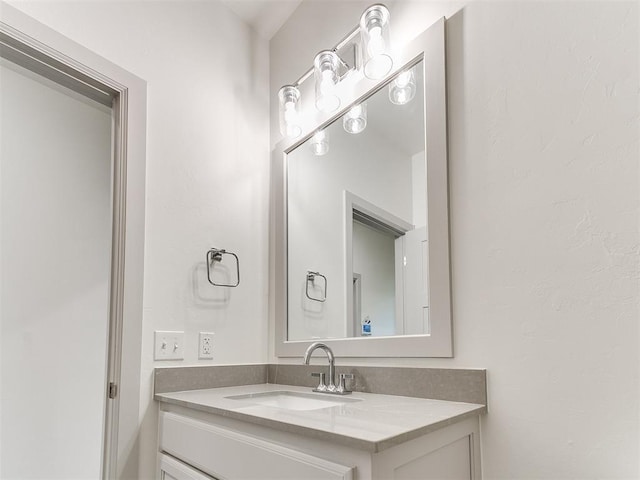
top-left (226, 390), bottom-right (362, 411)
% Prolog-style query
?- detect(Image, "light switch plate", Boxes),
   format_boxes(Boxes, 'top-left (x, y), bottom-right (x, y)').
top-left (154, 331), bottom-right (184, 360)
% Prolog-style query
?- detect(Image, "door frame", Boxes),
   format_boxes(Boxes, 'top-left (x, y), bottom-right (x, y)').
top-left (0, 4), bottom-right (146, 478)
top-left (344, 191), bottom-right (413, 337)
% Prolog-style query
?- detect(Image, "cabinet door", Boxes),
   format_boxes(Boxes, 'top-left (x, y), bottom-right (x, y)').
top-left (394, 436), bottom-right (471, 480)
top-left (160, 454), bottom-right (216, 480)
top-left (372, 416), bottom-right (481, 480)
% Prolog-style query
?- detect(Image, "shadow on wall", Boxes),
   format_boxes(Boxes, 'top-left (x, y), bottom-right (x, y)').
top-left (191, 262), bottom-right (231, 307)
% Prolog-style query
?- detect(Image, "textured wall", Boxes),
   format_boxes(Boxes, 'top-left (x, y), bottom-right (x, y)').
top-left (270, 1), bottom-right (639, 478)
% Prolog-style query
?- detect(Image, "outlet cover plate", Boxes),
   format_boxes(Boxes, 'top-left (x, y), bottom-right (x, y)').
top-left (154, 331), bottom-right (184, 361)
top-left (199, 332), bottom-right (215, 359)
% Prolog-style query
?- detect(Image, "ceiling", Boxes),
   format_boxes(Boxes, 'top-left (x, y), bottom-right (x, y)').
top-left (221, 0), bottom-right (303, 39)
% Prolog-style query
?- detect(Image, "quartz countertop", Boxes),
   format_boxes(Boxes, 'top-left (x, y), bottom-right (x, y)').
top-left (155, 383), bottom-right (486, 453)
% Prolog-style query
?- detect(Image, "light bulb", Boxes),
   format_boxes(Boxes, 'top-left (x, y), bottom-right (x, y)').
top-left (278, 85), bottom-right (302, 138)
top-left (320, 70), bottom-right (335, 95)
top-left (395, 70), bottom-right (411, 87)
top-left (284, 102), bottom-right (301, 137)
top-left (343, 103), bottom-right (367, 134)
top-left (389, 68), bottom-right (416, 105)
top-left (314, 51), bottom-right (341, 112)
top-left (310, 130), bottom-right (329, 156)
top-left (284, 102), bottom-right (296, 123)
top-left (360, 4), bottom-right (393, 80)
top-left (367, 26), bottom-right (385, 57)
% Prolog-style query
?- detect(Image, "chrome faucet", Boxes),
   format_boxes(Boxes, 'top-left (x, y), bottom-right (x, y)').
top-left (303, 342), bottom-right (352, 395)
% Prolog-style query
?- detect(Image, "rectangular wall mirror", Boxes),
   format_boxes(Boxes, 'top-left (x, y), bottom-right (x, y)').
top-left (273, 18), bottom-right (451, 357)
top-left (288, 58), bottom-right (426, 341)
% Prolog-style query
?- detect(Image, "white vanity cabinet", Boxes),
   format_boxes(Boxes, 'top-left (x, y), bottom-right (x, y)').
top-left (156, 388), bottom-right (483, 480)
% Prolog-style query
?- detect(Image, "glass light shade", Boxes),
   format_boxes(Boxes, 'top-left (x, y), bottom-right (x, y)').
top-left (314, 51), bottom-right (341, 113)
top-left (389, 68), bottom-right (416, 105)
top-left (310, 130), bottom-right (329, 156)
top-left (278, 85), bottom-right (302, 138)
top-left (360, 4), bottom-right (392, 80)
top-left (343, 103), bottom-right (367, 134)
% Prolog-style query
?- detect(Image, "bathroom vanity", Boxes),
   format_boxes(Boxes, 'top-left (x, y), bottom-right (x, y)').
top-left (155, 384), bottom-right (485, 480)
top-left (156, 11), bottom-right (484, 480)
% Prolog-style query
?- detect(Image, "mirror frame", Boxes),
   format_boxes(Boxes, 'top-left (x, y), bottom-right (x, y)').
top-left (272, 18), bottom-right (452, 357)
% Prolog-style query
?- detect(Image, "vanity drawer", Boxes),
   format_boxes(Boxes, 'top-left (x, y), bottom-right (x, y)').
top-left (159, 454), bottom-right (216, 480)
top-left (159, 412), bottom-right (354, 480)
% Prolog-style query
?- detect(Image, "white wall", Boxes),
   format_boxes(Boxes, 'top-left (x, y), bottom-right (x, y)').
top-left (7, 1), bottom-right (271, 478)
top-left (271, 1), bottom-right (639, 478)
top-left (1, 59), bottom-right (112, 478)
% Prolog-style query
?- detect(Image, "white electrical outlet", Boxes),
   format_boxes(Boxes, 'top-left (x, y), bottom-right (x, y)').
top-left (154, 331), bottom-right (184, 360)
top-left (199, 332), bottom-right (215, 359)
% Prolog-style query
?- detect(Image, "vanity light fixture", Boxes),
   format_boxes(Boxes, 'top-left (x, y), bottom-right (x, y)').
top-left (314, 51), bottom-right (342, 113)
top-left (278, 85), bottom-right (302, 138)
top-left (343, 103), bottom-right (367, 134)
top-left (277, 4), bottom-right (394, 139)
top-left (310, 130), bottom-right (330, 156)
top-left (360, 4), bottom-right (393, 80)
top-left (389, 68), bottom-right (416, 105)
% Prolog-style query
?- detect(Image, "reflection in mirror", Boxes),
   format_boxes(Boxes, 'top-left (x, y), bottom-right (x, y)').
top-left (287, 60), bottom-right (426, 341)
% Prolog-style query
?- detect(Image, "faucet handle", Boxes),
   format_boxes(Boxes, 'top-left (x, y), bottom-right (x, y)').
top-left (311, 372), bottom-right (327, 392)
top-left (336, 373), bottom-right (354, 394)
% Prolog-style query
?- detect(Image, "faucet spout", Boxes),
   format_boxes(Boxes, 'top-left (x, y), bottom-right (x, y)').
top-left (303, 342), bottom-right (336, 390)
